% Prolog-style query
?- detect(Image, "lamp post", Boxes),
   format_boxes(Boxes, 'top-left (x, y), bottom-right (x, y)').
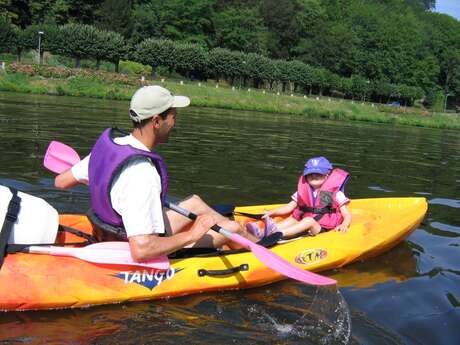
top-left (37, 31), bottom-right (44, 65)
top-left (444, 92), bottom-right (452, 113)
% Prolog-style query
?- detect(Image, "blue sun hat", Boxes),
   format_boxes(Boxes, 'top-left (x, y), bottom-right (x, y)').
top-left (303, 156), bottom-right (333, 176)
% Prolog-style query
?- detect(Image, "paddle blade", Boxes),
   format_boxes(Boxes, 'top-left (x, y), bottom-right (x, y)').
top-left (229, 232), bottom-right (336, 286)
top-left (43, 141), bottom-right (81, 173)
top-left (83, 241), bottom-right (170, 269)
top-left (28, 243), bottom-right (170, 270)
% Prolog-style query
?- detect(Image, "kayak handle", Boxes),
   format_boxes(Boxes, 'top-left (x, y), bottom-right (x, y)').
top-left (198, 264), bottom-right (249, 277)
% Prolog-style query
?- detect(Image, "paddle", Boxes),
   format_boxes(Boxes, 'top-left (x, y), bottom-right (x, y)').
top-left (44, 141), bottom-right (336, 286)
top-left (166, 202), bottom-right (336, 286)
top-left (44, 140), bottom-right (81, 173)
top-left (26, 241), bottom-right (169, 270)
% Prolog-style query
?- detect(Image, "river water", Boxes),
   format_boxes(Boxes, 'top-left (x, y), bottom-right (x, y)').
top-left (0, 91), bottom-right (459, 344)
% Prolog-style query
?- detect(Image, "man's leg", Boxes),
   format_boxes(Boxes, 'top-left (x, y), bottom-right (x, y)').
top-left (164, 195), bottom-right (257, 248)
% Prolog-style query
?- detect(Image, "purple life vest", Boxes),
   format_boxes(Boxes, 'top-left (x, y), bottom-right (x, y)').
top-left (292, 168), bottom-right (349, 229)
top-left (89, 128), bottom-right (168, 227)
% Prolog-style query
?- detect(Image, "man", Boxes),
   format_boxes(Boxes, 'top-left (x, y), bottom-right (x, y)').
top-left (55, 85), bottom-right (256, 262)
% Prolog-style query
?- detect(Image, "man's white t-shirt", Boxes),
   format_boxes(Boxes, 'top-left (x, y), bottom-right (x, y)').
top-left (0, 186), bottom-right (59, 244)
top-left (71, 135), bottom-right (165, 237)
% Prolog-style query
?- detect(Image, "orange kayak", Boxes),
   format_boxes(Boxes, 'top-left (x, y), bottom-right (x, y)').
top-left (0, 197), bottom-right (427, 311)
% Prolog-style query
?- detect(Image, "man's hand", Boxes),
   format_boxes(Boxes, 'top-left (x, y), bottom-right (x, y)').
top-left (189, 214), bottom-right (216, 242)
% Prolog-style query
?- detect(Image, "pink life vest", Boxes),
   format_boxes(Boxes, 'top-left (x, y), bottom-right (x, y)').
top-left (292, 168), bottom-right (349, 229)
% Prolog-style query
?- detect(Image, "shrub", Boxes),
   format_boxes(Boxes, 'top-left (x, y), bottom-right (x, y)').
top-left (119, 60), bottom-right (152, 76)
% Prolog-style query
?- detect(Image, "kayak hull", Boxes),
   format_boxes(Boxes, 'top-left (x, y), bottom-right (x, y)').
top-left (0, 197), bottom-right (427, 311)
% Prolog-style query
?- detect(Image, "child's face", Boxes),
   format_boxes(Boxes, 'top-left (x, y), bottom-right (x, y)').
top-left (306, 173), bottom-right (328, 189)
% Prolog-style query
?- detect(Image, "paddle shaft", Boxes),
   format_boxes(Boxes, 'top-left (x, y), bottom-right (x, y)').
top-left (166, 202), bottom-right (232, 237)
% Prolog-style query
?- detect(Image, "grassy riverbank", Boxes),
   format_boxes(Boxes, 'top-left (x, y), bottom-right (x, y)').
top-left (0, 64), bottom-right (459, 130)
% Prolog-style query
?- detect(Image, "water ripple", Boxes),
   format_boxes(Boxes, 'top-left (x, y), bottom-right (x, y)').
top-left (429, 198), bottom-right (460, 208)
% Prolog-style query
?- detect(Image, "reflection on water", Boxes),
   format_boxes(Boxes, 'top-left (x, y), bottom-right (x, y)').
top-left (0, 284), bottom-right (351, 345)
top-left (0, 91), bottom-right (460, 344)
top-left (429, 198), bottom-right (460, 208)
top-left (331, 243), bottom-right (417, 289)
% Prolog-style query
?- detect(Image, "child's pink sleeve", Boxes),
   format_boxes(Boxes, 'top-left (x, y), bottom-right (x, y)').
top-left (291, 192), bottom-right (298, 203)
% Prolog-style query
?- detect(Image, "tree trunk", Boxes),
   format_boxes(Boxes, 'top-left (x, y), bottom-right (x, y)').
top-left (96, 59), bottom-right (101, 70)
top-left (115, 60), bottom-right (119, 73)
top-left (75, 56), bottom-right (81, 69)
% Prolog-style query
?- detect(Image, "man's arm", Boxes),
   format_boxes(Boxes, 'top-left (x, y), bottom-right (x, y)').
top-left (55, 169), bottom-right (81, 189)
top-left (55, 155), bottom-right (90, 189)
top-left (128, 214), bottom-right (215, 261)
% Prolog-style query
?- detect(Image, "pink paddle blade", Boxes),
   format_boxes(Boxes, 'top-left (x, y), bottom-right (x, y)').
top-left (229, 232), bottom-right (336, 286)
top-left (43, 141), bottom-right (81, 173)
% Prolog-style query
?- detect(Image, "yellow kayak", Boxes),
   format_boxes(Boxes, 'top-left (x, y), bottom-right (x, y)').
top-left (0, 197), bottom-right (427, 311)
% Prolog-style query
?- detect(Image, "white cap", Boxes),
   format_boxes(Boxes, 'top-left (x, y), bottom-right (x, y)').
top-left (129, 85), bottom-right (190, 122)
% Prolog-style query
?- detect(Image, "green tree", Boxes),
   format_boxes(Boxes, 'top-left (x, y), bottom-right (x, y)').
top-left (422, 13), bottom-right (460, 103)
top-left (0, 16), bottom-right (17, 55)
top-left (132, 39), bottom-right (177, 76)
top-left (211, 7), bottom-right (268, 53)
top-left (1, 0), bottom-right (32, 27)
top-left (0, 0), bottom-right (16, 22)
top-left (243, 52), bottom-right (273, 88)
top-left (273, 60), bottom-right (291, 92)
top-left (350, 75), bottom-right (371, 101)
top-left (64, 0), bottom-right (104, 24)
top-left (55, 23), bottom-right (100, 68)
top-left (207, 47), bottom-right (242, 83)
top-left (95, 0), bottom-right (133, 36)
top-left (260, 0), bottom-right (325, 59)
top-left (298, 21), bottom-right (361, 77)
top-left (174, 42), bottom-right (208, 79)
top-left (90, 29), bottom-right (127, 71)
top-left (128, 0), bottom-right (214, 45)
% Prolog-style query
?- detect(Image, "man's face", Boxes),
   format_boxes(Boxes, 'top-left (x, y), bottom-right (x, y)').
top-left (156, 108), bottom-right (177, 143)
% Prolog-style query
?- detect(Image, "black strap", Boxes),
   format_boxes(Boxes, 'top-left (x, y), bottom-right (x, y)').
top-left (58, 225), bottom-right (97, 243)
top-left (0, 188), bottom-right (21, 268)
top-left (168, 232), bottom-right (282, 259)
top-left (299, 205), bottom-right (336, 215)
top-left (299, 204), bottom-right (336, 222)
top-left (4, 224), bottom-right (96, 255)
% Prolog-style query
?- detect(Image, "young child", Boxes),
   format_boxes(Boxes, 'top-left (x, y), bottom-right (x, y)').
top-left (246, 156), bottom-right (352, 239)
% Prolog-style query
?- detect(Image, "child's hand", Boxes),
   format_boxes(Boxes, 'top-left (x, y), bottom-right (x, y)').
top-left (335, 223), bottom-right (349, 233)
top-left (262, 209), bottom-right (274, 218)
